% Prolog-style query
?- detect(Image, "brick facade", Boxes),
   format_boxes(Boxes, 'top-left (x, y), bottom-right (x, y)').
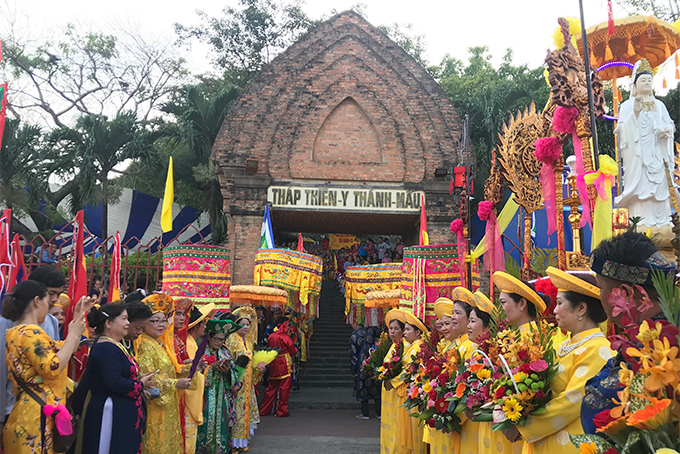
top-left (213, 11), bottom-right (464, 284)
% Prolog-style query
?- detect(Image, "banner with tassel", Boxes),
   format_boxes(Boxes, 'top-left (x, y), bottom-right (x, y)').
top-left (534, 136), bottom-right (563, 243)
top-left (552, 105), bottom-right (593, 229)
top-left (477, 201), bottom-right (505, 273)
top-left (450, 219), bottom-right (467, 289)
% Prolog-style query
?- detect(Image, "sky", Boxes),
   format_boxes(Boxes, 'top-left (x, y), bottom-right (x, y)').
top-left (7, 0), bottom-right (629, 70)
top-left (5, 0), bottom-right (678, 92)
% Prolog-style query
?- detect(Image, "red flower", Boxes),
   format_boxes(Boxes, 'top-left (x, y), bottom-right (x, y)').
top-left (429, 390), bottom-right (437, 401)
top-left (534, 390), bottom-right (545, 400)
top-left (494, 386), bottom-right (506, 399)
top-left (438, 373), bottom-right (449, 384)
top-left (432, 366), bottom-right (441, 376)
top-left (593, 409), bottom-right (615, 429)
top-left (602, 449), bottom-right (619, 454)
top-left (428, 418), bottom-right (436, 428)
top-left (434, 398), bottom-right (448, 413)
top-left (517, 350), bottom-right (529, 361)
top-left (519, 363), bottom-right (532, 373)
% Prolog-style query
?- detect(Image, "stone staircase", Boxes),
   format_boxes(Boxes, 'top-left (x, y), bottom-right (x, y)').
top-left (300, 281), bottom-right (353, 388)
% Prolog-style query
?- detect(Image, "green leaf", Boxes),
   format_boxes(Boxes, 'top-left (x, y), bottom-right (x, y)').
top-left (569, 434), bottom-right (614, 454)
top-left (621, 431), bottom-right (641, 454)
top-left (453, 403), bottom-right (467, 414)
top-left (492, 420), bottom-right (514, 432)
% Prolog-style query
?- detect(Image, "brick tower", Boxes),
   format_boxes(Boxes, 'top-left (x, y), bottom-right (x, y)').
top-left (212, 11), bottom-right (464, 284)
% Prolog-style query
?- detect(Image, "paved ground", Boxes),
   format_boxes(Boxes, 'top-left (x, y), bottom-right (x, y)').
top-left (249, 409), bottom-right (380, 454)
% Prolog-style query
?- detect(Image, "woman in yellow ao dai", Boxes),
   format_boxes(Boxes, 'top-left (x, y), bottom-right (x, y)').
top-left (514, 267), bottom-right (613, 454)
top-left (382, 309), bottom-right (429, 454)
top-left (380, 317), bottom-right (405, 454)
top-left (476, 272), bottom-right (554, 454)
top-left (429, 290), bottom-right (477, 454)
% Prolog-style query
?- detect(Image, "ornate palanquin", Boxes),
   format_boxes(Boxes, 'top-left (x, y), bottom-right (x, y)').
top-left (344, 263), bottom-right (403, 326)
top-left (162, 245), bottom-right (231, 310)
top-left (399, 245), bottom-right (480, 324)
top-left (253, 248), bottom-right (323, 316)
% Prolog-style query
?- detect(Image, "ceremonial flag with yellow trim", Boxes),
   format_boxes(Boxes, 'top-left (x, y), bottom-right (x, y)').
top-left (65, 210), bottom-right (87, 338)
top-left (161, 156), bottom-right (174, 233)
top-left (419, 195), bottom-right (429, 245)
top-left (107, 231), bottom-right (121, 302)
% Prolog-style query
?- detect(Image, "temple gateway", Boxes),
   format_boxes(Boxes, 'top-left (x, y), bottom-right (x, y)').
top-left (212, 11), bottom-right (466, 284)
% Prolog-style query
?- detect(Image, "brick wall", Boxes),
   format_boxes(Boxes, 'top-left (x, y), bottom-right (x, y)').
top-left (213, 11), bottom-right (466, 284)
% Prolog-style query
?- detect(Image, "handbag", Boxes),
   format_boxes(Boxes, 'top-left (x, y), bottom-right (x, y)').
top-left (11, 370), bottom-right (78, 453)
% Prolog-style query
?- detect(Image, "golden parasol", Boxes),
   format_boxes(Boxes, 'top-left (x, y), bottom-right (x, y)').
top-left (364, 289), bottom-right (401, 309)
top-left (228, 285), bottom-right (288, 306)
top-left (576, 15), bottom-right (680, 80)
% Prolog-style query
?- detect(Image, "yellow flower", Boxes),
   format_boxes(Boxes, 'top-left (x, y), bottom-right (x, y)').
top-left (476, 369), bottom-right (491, 380)
top-left (502, 398), bottom-right (523, 423)
top-left (513, 372), bottom-right (528, 383)
top-left (636, 320), bottom-right (662, 343)
top-left (618, 363), bottom-right (633, 387)
top-left (654, 449), bottom-right (680, 454)
top-left (579, 442), bottom-right (597, 454)
top-left (423, 383), bottom-right (432, 393)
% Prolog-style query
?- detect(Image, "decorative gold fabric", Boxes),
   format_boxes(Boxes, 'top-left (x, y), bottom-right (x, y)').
top-left (492, 272), bottom-right (547, 313)
top-left (451, 287), bottom-right (477, 307)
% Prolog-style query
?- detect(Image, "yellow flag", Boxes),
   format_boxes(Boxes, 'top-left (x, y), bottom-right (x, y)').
top-left (161, 156), bottom-right (174, 233)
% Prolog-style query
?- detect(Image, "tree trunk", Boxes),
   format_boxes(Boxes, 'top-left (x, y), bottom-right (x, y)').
top-left (102, 178), bottom-right (108, 240)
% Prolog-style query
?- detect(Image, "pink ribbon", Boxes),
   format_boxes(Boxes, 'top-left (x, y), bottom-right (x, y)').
top-left (539, 164), bottom-right (556, 244)
top-left (573, 132), bottom-right (593, 229)
top-left (44, 404), bottom-right (73, 436)
top-left (483, 212), bottom-right (505, 274)
top-left (450, 219), bottom-right (467, 288)
top-left (586, 171), bottom-right (615, 200)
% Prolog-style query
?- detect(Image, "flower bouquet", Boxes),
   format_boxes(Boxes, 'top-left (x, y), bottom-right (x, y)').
top-left (362, 332), bottom-right (392, 377)
top-left (474, 320), bottom-right (559, 431)
top-left (404, 340), bottom-right (464, 433)
top-left (569, 269), bottom-right (680, 454)
top-left (377, 338), bottom-right (404, 381)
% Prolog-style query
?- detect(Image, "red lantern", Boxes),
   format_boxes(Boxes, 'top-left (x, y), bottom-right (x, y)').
top-left (453, 167), bottom-right (467, 188)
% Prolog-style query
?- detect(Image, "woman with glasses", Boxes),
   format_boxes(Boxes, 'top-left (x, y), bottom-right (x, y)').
top-left (137, 295), bottom-right (193, 454)
top-left (196, 319), bottom-right (242, 454)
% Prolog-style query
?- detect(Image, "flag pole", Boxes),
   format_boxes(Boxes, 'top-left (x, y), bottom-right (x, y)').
top-left (578, 0), bottom-right (600, 170)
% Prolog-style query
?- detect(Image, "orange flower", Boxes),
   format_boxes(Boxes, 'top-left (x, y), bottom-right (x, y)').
top-left (610, 388), bottom-right (630, 419)
top-left (579, 441), bottom-right (597, 454)
top-left (469, 363), bottom-right (485, 374)
top-left (618, 362), bottom-right (633, 387)
top-left (627, 398), bottom-right (672, 430)
top-left (455, 382), bottom-right (466, 398)
top-left (596, 414), bottom-right (630, 435)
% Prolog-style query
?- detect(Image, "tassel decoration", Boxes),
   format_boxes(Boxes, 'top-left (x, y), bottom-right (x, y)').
top-left (605, 44), bottom-right (614, 61)
top-left (666, 44), bottom-right (671, 58)
top-left (676, 67), bottom-right (680, 80)
top-left (663, 77), bottom-right (668, 89)
top-left (675, 52), bottom-right (679, 66)
top-left (627, 39), bottom-right (635, 56)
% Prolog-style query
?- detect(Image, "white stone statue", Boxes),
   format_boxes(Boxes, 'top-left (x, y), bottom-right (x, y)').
top-left (615, 58), bottom-right (677, 228)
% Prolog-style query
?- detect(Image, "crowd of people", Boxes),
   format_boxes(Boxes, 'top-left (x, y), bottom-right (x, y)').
top-left (0, 262), bottom-right (301, 454)
top-left (352, 231), bottom-right (675, 454)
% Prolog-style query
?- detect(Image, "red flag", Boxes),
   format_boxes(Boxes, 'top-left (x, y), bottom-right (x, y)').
top-left (297, 233), bottom-right (304, 252)
top-left (0, 83), bottom-right (7, 148)
top-left (419, 195), bottom-right (429, 246)
top-left (7, 234), bottom-right (26, 289)
top-left (107, 232), bottom-right (121, 302)
top-left (64, 210), bottom-right (88, 338)
top-left (0, 209), bottom-right (12, 295)
top-left (607, 0), bottom-right (615, 36)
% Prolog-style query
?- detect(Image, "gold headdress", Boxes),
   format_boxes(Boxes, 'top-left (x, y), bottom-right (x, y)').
top-left (451, 287), bottom-right (477, 307)
top-left (232, 305), bottom-right (258, 348)
top-left (545, 267), bottom-right (600, 299)
top-left (433, 298), bottom-right (454, 319)
top-left (385, 308), bottom-right (429, 336)
top-left (141, 293), bottom-right (174, 315)
top-left (492, 271), bottom-right (547, 313)
top-left (473, 291), bottom-right (497, 317)
top-left (54, 293), bottom-right (71, 311)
